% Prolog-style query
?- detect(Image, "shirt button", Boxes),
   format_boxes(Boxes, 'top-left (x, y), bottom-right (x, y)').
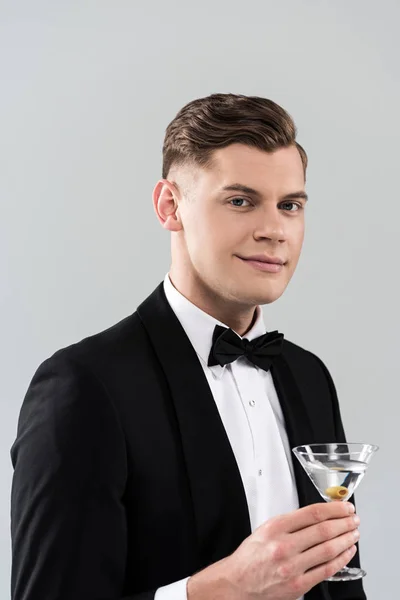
top-left (249, 400), bottom-right (256, 407)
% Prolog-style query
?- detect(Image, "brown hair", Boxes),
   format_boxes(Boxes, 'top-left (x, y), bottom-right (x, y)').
top-left (162, 93), bottom-right (308, 180)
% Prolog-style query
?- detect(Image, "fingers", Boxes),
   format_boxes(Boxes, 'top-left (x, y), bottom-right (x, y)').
top-left (295, 514), bottom-right (359, 553)
top-left (298, 526), bottom-right (360, 574)
top-left (301, 544), bottom-right (358, 592)
top-left (278, 502), bottom-right (355, 534)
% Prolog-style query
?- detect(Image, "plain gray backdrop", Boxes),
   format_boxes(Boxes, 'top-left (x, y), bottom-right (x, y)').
top-left (1, 1), bottom-right (398, 598)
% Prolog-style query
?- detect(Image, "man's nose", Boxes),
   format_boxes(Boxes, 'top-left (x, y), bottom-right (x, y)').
top-left (253, 208), bottom-right (286, 242)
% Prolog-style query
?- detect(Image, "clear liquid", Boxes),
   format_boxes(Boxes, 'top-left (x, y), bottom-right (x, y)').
top-left (305, 459), bottom-right (368, 502)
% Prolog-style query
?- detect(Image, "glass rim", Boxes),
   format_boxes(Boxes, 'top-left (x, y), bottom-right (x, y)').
top-left (292, 442), bottom-right (379, 456)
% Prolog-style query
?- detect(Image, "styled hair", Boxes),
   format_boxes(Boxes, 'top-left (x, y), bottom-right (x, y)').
top-left (162, 93), bottom-right (307, 179)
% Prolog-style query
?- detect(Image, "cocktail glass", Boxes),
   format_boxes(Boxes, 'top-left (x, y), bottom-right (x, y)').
top-left (292, 443), bottom-right (378, 582)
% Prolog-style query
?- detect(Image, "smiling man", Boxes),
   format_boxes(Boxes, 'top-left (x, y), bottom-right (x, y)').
top-left (11, 93), bottom-right (366, 600)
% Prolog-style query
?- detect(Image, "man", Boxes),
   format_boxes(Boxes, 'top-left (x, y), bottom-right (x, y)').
top-left (10, 93), bottom-right (365, 600)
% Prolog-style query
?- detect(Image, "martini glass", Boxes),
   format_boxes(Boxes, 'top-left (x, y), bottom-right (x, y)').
top-left (292, 443), bottom-right (378, 582)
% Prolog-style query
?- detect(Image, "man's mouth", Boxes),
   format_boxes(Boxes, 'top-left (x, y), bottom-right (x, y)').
top-left (237, 254), bottom-right (286, 273)
top-left (236, 255), bottom-right (286, 273)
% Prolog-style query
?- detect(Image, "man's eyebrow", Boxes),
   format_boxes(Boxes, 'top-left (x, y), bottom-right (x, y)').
top-left (221, 183), bottom-right (308, 202)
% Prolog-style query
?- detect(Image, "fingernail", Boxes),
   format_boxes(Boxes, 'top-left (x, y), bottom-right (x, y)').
top-left (347, 503), bottom-right (355, 514)
top-left (353, 515), bottom-right (360, 525)
top-left (353, 529), bottom-right (360, 540)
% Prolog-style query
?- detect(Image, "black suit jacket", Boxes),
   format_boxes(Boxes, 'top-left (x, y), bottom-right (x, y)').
top-left (10, 282), bottom-right (366, 600)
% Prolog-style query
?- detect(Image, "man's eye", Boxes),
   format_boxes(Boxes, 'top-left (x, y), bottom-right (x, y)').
top-left (230, 197), bottom-right (251, 207)
top-left (280, 202), bottom-right (301, 212)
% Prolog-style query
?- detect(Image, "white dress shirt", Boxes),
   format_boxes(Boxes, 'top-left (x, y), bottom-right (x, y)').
top-left (155, 274), bottom-right (302, 600)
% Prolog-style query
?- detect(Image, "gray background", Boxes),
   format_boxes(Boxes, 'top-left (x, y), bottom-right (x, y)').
top-left (1, 1), bottom-right (398, 598)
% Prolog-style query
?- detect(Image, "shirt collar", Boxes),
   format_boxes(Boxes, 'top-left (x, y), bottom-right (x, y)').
top-left (163, 273), bottom-right (267, 379)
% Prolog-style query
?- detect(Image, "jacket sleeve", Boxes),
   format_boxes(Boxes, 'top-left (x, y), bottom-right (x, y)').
top-left (10, 352), bottom-right (156, 600)
top-left (314, 355), bottom-right (367, 600)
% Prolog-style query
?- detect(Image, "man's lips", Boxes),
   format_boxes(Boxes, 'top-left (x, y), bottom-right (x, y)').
top-left (236, 255), bottom-right (286, 273)
top-left (237, 254), bottom-right (286, 265)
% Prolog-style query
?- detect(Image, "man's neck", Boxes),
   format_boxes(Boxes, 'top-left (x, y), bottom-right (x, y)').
top-left (168, 271), bottom-right (258, 337)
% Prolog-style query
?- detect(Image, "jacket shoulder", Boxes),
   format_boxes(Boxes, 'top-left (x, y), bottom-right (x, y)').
top-left (282, 337), bottom-right (322, 365)
top-left (44, 310), bottom-right (146, 373)
top-left (281, 338), bottom-right (335, 395)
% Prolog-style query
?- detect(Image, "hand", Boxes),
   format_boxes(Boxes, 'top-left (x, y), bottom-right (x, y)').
top-left (187, 502), bottom-right (360, 600)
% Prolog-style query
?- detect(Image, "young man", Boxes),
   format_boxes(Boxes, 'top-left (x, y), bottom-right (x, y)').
top-left (10, 93), bottom-right (366, 600)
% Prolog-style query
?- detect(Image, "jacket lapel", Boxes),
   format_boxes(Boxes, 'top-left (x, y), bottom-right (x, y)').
top-left (271, 355), bottom-right (331, 600)
top-left (271, 354), bottom-right (321, 508)
top-left (137, 283), bottom-right (251, 567)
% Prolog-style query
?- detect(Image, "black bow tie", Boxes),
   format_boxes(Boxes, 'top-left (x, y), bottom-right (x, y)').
top-left (207, 325), bottom-right (284, 372)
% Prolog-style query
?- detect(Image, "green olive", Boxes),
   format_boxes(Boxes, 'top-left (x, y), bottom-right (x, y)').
top-left (325, 486), bottom-right (349, 500)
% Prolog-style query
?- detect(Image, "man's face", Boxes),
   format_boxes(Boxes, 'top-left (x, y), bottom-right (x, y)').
top-left (171, 143), bottom-right (307, 307)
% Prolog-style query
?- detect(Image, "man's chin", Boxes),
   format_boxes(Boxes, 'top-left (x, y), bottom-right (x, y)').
top-left (255, 292), bottom-right (285, 306)
top-left (235, 287), bottom-right (286, 306)
top-left (249, 280), bottom-right (289, 304)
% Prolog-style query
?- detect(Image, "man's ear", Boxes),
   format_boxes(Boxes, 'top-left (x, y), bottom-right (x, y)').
top-left (152, 179), bottom-right (183, 232)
